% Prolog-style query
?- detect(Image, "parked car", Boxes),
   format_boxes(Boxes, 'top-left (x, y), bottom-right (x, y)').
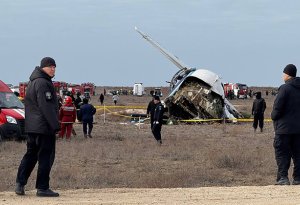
top-left (0, 80), bottom-right (26, 141)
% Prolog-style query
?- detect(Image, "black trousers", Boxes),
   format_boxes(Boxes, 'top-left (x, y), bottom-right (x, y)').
top-left (253, 113), bottom-right (264, 129)
top-left (150, 118), bottom-right (154, 129)
top-left (16, 133), bottom-right (56, 190)
top-left (152, 123), bottom-right (162, 141)
top-left (274, 134), bottom-right (300, 181)
top-left (83, 121), bottom-right (93, 135)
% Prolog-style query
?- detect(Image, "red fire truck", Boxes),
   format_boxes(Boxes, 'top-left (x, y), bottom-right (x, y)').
top-left (224, 83), bottom-right (248, 99)
top-left (67, 83), bottom-right (81, 95)
top-left (19, 81), bottom-right (68, 98)
top-left (19, 82), bottom-right (28, 98)
top-left (52, 81), bottom-right (68, 96)
top-left (80, 83), bottom-right (95, 98)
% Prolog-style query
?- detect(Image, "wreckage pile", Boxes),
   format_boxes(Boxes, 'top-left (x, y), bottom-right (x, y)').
top-left (165, 80), bottom-right (223, 120)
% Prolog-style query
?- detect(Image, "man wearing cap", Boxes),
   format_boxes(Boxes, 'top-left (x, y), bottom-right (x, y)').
top-left (151, 96), bottom-right (164, 145)
top-left (272, 64), bottom-right (300, 185)
top-left (15, 57), bottom-right (60, 197)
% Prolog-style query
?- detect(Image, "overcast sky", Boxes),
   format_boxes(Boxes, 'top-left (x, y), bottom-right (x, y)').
top-left (1, 0), bottom-right (299, 87)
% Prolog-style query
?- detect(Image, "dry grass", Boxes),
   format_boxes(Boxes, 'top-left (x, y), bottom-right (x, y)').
top-left (0, 88), bottom-right (280, 191)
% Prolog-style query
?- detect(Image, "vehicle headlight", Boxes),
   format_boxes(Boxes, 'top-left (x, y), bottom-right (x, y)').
top-left (6, 116), bottom-right (17, 124)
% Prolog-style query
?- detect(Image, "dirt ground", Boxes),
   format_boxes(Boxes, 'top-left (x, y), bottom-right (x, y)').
top-left (1, 186), bottom-right (300, 205)
top-left (3, 86), bottom-right (297, 205)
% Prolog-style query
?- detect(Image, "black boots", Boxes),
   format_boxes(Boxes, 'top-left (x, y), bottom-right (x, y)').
top-left (16, 183), bottom-right (59, 197)
top-left (275, 177), bottom-right (300, 185)
top-left (292, 179), bottom-right (300, 185)
top-left (15, 183), bottom-right (25, 195)
top-left (36, 189), bottom-right (59, 197)
top-left (275, 177), bottom-right (290, 185)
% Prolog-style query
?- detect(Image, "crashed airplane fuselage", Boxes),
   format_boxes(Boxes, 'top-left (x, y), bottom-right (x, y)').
top-left (135, 27), bottom-right (242, 120)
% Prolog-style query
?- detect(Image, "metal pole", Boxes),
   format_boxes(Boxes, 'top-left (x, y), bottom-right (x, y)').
top-left (138, 116), bottom-right (141, 130)
top-left (104, 104), bottom-right (106, 124)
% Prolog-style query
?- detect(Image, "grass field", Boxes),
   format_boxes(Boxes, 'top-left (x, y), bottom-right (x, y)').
top-left (0, 87), bottom-right (281, 192)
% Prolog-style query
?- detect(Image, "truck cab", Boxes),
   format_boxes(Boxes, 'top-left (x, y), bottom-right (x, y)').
top-left (235, 83), bottom-right (248, 99)
top-left (0, 80), bottom-right (26, 141)
top-left (133, 83), bottom-right (145, 96)
top-left (81, 82), bottom-right (95, 96)
top-left (224, 83), bottom-right (248, 99)
top-left (154, 88), bottom-right (163, 97)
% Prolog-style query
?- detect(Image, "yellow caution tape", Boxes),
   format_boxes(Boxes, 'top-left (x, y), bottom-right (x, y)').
top-left (95, 105), bottom-right (146, 109)
top-left (180, 119), bottom-right (224, 122)
top-left (179, 118), bottom-right (273, 122)
top-left (95, 105), bottom-right (274, 123)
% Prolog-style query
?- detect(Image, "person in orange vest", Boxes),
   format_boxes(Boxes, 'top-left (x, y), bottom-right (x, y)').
top-left (59, 96), bottom-right (76, 139)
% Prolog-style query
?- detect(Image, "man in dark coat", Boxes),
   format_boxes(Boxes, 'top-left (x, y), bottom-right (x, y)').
top-left (79, 98), bottom-right (96, 138)
top-left (272, 64), bottom-right (300, 185)
top-left (146, 95), bottom-right (156, 129)
top-left (15, 57), bottom-right (60, 197)
top-left (99, 93), bottom-right (104, 105)
top-left (252, 91), bottom-right (266, 132)
top-left (151, 96), bottom-right (164, 145)
top-left (74, 93), bottom-right (82, 121)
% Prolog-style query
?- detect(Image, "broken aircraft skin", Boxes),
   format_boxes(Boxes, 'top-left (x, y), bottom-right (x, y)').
top-left (135, 27), bottom-right (243, 120)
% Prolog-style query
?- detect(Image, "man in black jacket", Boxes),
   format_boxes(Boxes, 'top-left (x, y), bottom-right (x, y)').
top-left (79, 98), bottom-right (96, 138)
top-left (151, 96), bottom-right (164, 145)
top-left (146, 95), bottom-right (156, 129)
top-left (99, 93), bottom-right (104, 105)
top-left (272, 64), bottom-right (300, 185)
top-left (252, 92), bottom-right (266, 132)
top-left (15, 57), bottom-right (60, 197)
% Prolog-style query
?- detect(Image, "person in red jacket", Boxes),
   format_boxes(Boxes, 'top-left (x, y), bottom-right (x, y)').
top-left (59, 96), bottom-right (76, 139)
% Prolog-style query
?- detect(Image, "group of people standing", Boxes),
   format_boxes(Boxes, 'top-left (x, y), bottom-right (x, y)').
top-left (14, 56), bottom-right (300, 198)
top-left (58, 91), bottom-right (96, 140)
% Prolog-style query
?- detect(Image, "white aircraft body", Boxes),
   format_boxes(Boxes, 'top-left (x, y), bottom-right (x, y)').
top-left (135, 27), bottom-right (242, 120)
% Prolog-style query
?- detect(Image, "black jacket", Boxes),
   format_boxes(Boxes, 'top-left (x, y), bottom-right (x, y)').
top-left (25, 67), bottom-right (60, 135)
top-left (153, 102), bottom-right (164, 124)
top-left (147, 99), bottom-right (155, 117)
top-left (252, 98), bottom-right (266, 115)
top-left (79, 103), bottom-right (96, 123)
top-left (271, 77), bottom-right (300, 134)
top-left (99, 94), bottom-right (104, 101)
top-left (74, 97), bottom-right (82, 109)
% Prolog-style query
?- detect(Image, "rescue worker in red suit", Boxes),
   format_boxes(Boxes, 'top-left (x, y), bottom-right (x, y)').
top-left (59, 96), bottom-right (76, 139)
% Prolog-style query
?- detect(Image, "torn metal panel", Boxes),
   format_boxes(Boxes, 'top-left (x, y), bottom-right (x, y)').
top-left (165, 77), bottom-right (224, 119)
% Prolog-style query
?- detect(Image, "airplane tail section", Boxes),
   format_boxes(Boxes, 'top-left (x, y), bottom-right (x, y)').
top-left (135, 27), bottom-right (190, 71)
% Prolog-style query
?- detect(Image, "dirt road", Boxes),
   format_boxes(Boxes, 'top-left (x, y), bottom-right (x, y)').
top-left (1, 186), bottom-right (300, 205)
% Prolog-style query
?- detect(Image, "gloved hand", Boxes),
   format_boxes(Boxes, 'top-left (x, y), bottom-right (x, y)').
top-left (154, 121), bottom-right (159, 124)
